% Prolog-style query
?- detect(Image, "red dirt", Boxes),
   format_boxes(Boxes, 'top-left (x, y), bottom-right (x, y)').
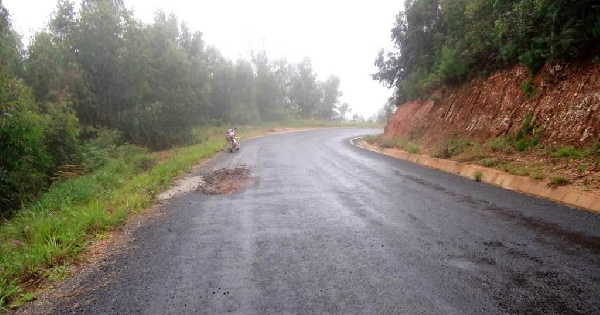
top-left (385, 62), bottom-right (600, 148)
top-left (197, 166), bottom-right (253, 195)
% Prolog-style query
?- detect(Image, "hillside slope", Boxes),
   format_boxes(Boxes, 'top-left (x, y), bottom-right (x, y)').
top-left (384, 63), bottom-right (600, 148)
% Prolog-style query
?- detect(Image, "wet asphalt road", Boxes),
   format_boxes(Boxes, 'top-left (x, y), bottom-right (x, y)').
top-left (62, 128), bottom-right (599, 314)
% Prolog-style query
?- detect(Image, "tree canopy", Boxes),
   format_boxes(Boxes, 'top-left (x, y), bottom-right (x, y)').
top-left (374, 0), bottom-right (600, 105)
top-left (0, 0), bottom-right (347, 216)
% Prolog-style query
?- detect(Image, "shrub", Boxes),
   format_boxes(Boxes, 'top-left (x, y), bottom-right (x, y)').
top-left (486, 137), bottom-right (512, 153)
top-left (520, 77), bottom-right (536, 98)
top-left (363, 134), bottom-right (380, 142)
top-left (474, 171), bottom-right (483, 182)
top-left (379, 137), bottom-right (406, 149)
top-left (552, 146), bottom-right (582, 159)
top-left (43, 101), bottom-right (82, 168)
top-left (584, 141), bottom-right (600, 156)
top-left (516, 138), bottom-right (529, 151)
top-left (0, 79), bottom-right (52, 217)
top-left (531, 172), bottom-right (544, 180)
top-left (433, 138), bottom-right (471, 158)
top-left (81, 129), bottom-right (123, 172)
top-left (516, 112), bottom-right (536, 141)
top-left (482, 158), bottom-right (497, 167)
top-left (551, 176), bottom-right (571, 186)
top-left (119, 102), bottom-right (194, 150)
top-left (406, 144), bottom-right (420, 154)
top-left (510, 167), bottom-right (530, 176)
top-left (519, 46), bottom-right (546, 75)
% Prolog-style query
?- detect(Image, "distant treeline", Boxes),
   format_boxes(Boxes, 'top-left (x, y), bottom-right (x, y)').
top-left (374, 0), bottom-right (600, 104)
top-left (0, 0), bottom-right (346, 215)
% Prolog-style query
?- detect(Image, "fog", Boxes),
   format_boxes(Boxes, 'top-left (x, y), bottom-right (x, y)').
top-left (5, 0), bottom-right (401, 118)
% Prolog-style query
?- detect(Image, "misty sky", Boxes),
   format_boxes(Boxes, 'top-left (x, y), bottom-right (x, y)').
top-left (4, 0), bottom-right (402, 118)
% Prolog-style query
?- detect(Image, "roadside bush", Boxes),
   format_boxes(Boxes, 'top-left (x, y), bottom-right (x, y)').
top-left (0, 79), bottom-right (52, 218)
top-left (516, 138), bottom-right (529, 152)
top-left (552, 146), bottom-right (582, 159)
top-left (510, 112), bottom-right (540, 152)
top-left (486, 137), bottom-right (512, 153)
top-left (120, 102), bottom-right (194, 150)
top-left (551, 176), bottom-right (571, 186)
top-left (584, 141), bottom-right (600, 156)
top-left (482, 158), bottom-right (497, 167)
top-left (531, 171), bottom-right (544, 180)
top-left (379, 137), bottom-right (406, 149)
top-left (516, 112), bottom-right (536, 140)
top-left (433, 138), bottom-right (471, 158)
top-left (474, 171), bottom-right (483, 182)
top-left (363, 134), bottom-right (380, 142)
top-left (43, 101), bottom-right (82, 168)
top-left (81, 129), bottom-right (123, 172)
top-left (406, 144), bottom-right (420, 154)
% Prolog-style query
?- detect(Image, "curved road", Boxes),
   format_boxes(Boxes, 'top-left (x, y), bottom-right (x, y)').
top-left (42, 129), bottom-right (600, 314)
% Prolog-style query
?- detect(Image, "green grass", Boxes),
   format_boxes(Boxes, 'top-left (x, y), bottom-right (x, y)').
top-left (531, 171), bottom-right (545, 180)
top-left (509, 167), bottom-right (530, 176)
top-left (406, 144), bottom-right (421, 154)
top-left (552, 146), bottom-right (582, 159)
top-left (379, 137), bottom-right (407, 149)
top-left (481, 158), bottom-right (497, 167)
top-left (474, 171), bottom-right (483, 182)
top-left (485, 137), bottom-right (513, 153)
top-left (362, 134), bottom-right (380, 142)
top-left (515, 138), bottom-right (529, 152)
top-left (377, 136), bottom-right (421, 154)
top-left (433, 138), bottom-right (472, 158)
top-left (551, 176), bottom-right (571, 186)
top-left (0, 139), bottom-right (225, 309)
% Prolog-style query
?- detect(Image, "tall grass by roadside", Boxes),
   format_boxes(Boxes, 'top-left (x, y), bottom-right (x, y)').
top-left (0, 120), bottom-right (373, 309)
top-left (0, 136), bottom-right (223, 309)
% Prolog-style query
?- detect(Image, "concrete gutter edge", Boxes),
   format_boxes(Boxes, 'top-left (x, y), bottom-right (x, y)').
top-left (355, 139), bottom-right (600, 214)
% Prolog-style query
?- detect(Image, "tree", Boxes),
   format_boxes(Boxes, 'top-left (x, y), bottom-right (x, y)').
top-left (74, 0), bottom-right (134, 125)
top-left (318, 75), bottom-right (341, 120)
top-left (374, 0), bottom-right (600, 105)
top-left (289, 57), bottom-right (322, 118)
top-left (252, 51), bottom-right (284, 121)
top-left (230, 59), bottom-right (258, 123)
top-left (337, 102), bottom-right (351, 121)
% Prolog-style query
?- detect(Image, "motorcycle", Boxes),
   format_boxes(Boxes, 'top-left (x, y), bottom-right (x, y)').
top-left (226, 128), bottom-right (240, 152)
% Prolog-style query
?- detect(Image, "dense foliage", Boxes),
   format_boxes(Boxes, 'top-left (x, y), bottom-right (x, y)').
top-left (374, 0), bottom-right (600, 104)
top-left (0, 0), bottom-right (345, 217)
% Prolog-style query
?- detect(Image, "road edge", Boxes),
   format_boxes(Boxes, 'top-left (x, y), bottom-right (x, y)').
top-left (353, 138), bottom-right (600, 214)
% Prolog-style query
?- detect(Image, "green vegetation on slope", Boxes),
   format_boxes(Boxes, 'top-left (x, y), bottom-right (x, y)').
top-left (374, 0), bottom-right (600, 104)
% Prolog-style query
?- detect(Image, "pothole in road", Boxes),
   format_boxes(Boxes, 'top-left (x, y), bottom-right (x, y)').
top-left (197, 165), bottom-right (253, 195)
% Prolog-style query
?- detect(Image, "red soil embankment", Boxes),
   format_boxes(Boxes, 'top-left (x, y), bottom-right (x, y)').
top-left (385, 63), bottom-right (600, 147)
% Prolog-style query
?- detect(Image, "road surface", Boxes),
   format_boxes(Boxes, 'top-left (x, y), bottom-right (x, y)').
top-left (36, 128), bottom-right (600, 314)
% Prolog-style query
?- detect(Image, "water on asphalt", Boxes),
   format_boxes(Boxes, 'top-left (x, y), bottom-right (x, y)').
top-left (31, 128), bottom-right (600, 314)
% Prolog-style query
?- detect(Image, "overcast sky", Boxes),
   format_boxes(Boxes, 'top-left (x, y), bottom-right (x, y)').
top-left (4, 0), bottom-right (401, 118)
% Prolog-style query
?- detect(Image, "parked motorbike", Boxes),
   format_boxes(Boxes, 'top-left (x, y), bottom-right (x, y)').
top-left (226, 128), bottom-right (240, 152)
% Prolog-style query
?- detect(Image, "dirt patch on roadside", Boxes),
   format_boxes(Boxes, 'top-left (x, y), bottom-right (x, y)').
top-left (197, 165), bottom-right (253, 195)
